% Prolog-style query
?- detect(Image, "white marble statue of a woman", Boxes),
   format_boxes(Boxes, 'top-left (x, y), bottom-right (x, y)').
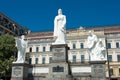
top-left (87, 31), bottom-right (106, 61)
top-left (15, 35), bottom-right (27, 63)
top-left (53, 9), bottom-right (66, 44)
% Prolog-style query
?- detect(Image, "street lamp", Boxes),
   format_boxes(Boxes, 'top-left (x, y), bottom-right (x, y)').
top-left (105, 31), bottom-right (111, 80)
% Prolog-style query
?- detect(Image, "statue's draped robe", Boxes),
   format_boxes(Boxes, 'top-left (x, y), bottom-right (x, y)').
top-left (87, 34), bottom-right (105, 61)
top-left (54, 15), bottom-right (66, 44)
top-left (16, 38), bottom-right (27, 63)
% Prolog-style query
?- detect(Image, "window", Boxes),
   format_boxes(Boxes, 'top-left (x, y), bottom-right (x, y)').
top-left (110, 68), bottom-right (113, 75)
top-left (73, 55), bottom-right (76, 62)
top-left (116, 42), bottom-right (119, 48)
top-left (117, 55), bottom-right (120, 61)
top-left (29, 58), bottom-right (32, 64)
top-left (29, 47), bottom-right (32, 52)
top-left (50, 47), bottom-right (52, 52)
top-left (35, 58), bottom-right (38, 64)
top-left (36, 47), bottom-right (39, 52)
top-left (108, 55), bottom-right (112, 62)
top-left (73, 43), bottom-right (76, 49)
top-left (42, 57), bottom-right (45, 64)
top-left (49, 57), bottom-right (52, 63)
top-left (43, 47), bottom-right (46, 52)
top-left (81, 55), bottom-right (85, 62)
top-left (80, 43), bottom-right (84, 49)
top-left (107, 43), bottom-right (111, 49)
top-left (119, 68), bottom-right (120, 75)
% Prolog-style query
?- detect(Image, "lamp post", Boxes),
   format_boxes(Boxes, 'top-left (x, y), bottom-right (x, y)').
top-left (105, 32), bottom-right (111, 80)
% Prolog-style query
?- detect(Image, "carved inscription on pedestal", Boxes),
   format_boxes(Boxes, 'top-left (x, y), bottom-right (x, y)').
top-left (92, 65), bottom-right (105, 77)
top-left (53, 65), bottom-right (64, 72)
top-left (13, 66), bottom-right (22, 77)
top-left (53, 48), bottom-right (65, 61)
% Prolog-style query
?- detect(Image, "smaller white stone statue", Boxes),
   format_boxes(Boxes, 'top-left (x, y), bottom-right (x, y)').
top-left (15, 35), bottom-right (27, 63)
top-left (87, 31), bottom-right (106, 61)
top-left (53, 9), bottom-right (66, 44)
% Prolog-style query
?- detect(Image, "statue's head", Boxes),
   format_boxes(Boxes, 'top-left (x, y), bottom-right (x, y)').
top-left (58, 8), bottom-right (62, 15)
top-left (21, 35), bottom-right (25, 39)
top-left (89, 31), bottom-right (93, 36)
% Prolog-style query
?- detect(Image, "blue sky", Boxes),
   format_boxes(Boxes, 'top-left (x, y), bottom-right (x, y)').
top-left (0, 0), bottom-right (120, 32)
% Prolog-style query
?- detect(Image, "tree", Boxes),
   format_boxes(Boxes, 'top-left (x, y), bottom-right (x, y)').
top-left (0, 34), bottom-right (17, 79)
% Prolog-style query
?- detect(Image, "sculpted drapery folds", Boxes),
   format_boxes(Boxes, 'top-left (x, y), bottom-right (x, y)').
top-left (87, 31), bottom-right (106, 61)
top-left (15, 35), bottom-right (27, 63)
top-left (53, 9), bottom-right (66, 44)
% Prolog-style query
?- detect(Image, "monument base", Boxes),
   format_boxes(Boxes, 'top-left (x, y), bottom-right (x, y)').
top-left (49, 75), bottom-right (73, 80)
top-left (11, 62), bottom-right (29, 80)
top-left (49, 44), bottom-right (73, 80)
top-left (90, 61), bottom-right (106, 80)
top-left (49, 62), bottom-right (73, 80)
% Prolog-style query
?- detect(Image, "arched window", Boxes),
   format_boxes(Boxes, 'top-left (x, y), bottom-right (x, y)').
top-left (73, 43), bottom-right (76, 49)
top-left (29, 47), bottom-right (32, 52)
top-left (43, 46), bottom-right (46, 52)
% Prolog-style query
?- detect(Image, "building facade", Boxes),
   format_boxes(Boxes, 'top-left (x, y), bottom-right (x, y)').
top-left (26, 26), bottom-right (120, 80)
top-left (0, 13), bottom-right (28, 36)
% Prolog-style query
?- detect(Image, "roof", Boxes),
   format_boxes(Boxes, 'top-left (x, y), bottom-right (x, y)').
top-left (26, 25), bottom-right (120, 39)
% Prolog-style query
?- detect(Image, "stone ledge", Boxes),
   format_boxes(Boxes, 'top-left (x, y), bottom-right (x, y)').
top-left (89, 60), bottom-right (106, 64)
top-left (12, 62), bottom-right (29, 66)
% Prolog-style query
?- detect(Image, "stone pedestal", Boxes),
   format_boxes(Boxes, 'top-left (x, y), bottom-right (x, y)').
top-left (11, 62), bottom-right (29, 80)
top-left (49, 44), bottom-right (73, 80)
top-left (90, 61), bottom-right (106, 80)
